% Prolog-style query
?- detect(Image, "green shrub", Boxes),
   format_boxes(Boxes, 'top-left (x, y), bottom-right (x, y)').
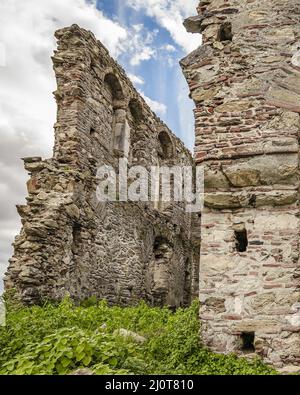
top-left (0, 297), bottom-right (277, 375)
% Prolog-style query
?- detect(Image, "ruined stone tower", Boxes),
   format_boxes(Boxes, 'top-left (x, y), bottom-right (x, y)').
top-left (4, 25), bottom-right (200, 309)
top-left (182, 0), bottom-right (300, 368)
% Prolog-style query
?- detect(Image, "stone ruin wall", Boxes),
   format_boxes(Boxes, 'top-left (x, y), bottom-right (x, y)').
top-left (4, 25), bottom-right (200, 308)
top-left (182, 0), bottom-right (300, 368)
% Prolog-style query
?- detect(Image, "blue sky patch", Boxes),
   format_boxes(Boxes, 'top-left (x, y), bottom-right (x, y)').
top-left (96, 0), bottom-right (196, 150)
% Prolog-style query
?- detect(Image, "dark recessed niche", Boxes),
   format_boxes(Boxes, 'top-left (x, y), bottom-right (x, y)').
top-left (249, 194), bottom-right (256, 207)
top-left (241, 332), bottom-right (255, 353)
top-left (72, 223), bottom-right (82, 253)
top-left (158, 131), bottom-right (174, 159)
top-left (218, 22), bottom-right (233, 42)
top-left (234, 228), bottom-right (248, 253)
top-left (129, 98), bottom-right (143, 123)
top-left (90, 127), bottom-right (96, 137)
top-left (104, 73), bottom-right (124, 100)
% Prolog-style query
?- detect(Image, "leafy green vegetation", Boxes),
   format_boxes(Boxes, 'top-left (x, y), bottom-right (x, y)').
top-left (0, 296), bottom-right (277, 375)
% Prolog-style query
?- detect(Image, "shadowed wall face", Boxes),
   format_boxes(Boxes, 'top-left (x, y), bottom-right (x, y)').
top-left (182, 0), bottom-right (300, 369)
top-left (4, 25), bottom-right (200, 309)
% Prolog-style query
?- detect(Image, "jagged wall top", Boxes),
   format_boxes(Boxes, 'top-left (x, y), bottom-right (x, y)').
top-left (52, 24), bottom-right (192, 170)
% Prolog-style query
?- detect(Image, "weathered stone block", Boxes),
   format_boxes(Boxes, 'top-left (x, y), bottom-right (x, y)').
top-left (223, 168), bottom-right (261, 187)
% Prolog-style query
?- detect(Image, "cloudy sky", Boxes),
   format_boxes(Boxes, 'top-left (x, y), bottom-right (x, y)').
top-left (0, 0), bottom-right (201, 291)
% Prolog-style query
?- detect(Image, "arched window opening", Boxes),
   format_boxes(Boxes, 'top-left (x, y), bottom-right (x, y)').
top-left (129, 99), bottom-right (143, 124)
top-left (104, 73), bottom-right (124, 101)
top-left (104, 73), bottom-right (130, 157)
top-left (158, 131), bottom-right (174, 160)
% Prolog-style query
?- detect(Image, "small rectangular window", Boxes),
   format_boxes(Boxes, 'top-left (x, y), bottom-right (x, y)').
top-left (235, 229), bottom-right (248, 252)
top-left (72, 223), bottom-right (81, 254)
top-left (241, 332), bottom-right (255, 353)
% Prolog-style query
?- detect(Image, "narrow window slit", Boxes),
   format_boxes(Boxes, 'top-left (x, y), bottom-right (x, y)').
top-left (129, 99), bottom-right (143, 124)
top-left (72, 223), bottom-right (82, 254)
top-left (241, 332), bottom-right (255, 353)
top-left (234, 228), bottom-right (248, 252)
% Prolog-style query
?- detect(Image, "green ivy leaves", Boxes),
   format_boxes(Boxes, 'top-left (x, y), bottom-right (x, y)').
top-left (0, 327), bottom-right (144, 375)
top-left (0, 298), bottom-right (277, 375)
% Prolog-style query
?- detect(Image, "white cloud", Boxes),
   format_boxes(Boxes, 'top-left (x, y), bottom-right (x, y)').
top-left (162, 44), bottom-right (177, 53)
top-left (126, 26), bottom-right (158, 66)
top-left (128, 73), bottom-right (145, 85)
top-left (127, 0), bottom-right (201, 53)
top-left (131, 46), bottom-right (156, 66)
top-left (139, 90), bottom-right (167, 115)
top-left (133, 24), bottom-right (144, 32)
